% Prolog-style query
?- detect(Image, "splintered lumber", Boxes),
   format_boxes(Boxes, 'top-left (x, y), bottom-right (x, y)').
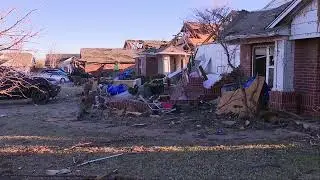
top-left (216, 76), bottom-right (265, 117)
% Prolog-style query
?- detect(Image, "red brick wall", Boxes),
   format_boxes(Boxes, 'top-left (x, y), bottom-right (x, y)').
top-left (294, 38), bottom-right (320, 116)
top-left (240, 44), bottom-right (252, 77)
top-left (269, 91), bottom-right (298, 113)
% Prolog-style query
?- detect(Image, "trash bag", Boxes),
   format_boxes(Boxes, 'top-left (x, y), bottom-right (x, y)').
top-left (107, 84), bottom-right (128, 96)
top-left (118, 69), bottom-right (134, 80)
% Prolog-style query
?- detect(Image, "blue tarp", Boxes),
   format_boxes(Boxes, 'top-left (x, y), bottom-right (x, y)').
top-left (118, 69), bottom-right (134, 80)
top-left (107, 84), bottom-right (128, 96)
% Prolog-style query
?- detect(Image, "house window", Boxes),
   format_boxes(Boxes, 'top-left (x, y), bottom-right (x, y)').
top-left (253, 45), bottom-right (275, 88)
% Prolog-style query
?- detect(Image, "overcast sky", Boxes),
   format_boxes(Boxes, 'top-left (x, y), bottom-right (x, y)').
top-left (2, 0), bottom-right (271, 58)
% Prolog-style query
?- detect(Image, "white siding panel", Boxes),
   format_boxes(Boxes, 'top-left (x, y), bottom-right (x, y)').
top-left (291, 9), bottom-right (318, 24)
top-left (274, 40), bottom-right (294, 91)
top-left (291, 21), bottom-right (318, 35)
top-left (290, 0), bottom-right (319, 39)
top-left (264, 0), bottom-right (292, 10)
top-left (195, 43), bottom-right (240, 75)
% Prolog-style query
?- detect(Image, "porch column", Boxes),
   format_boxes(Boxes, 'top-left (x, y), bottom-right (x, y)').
top-left (269, 39), bottom-right (297, 113)
top-left (162, 55), bottom-right (170, 74)
top-left (274, 39), bottom-right (294, 92)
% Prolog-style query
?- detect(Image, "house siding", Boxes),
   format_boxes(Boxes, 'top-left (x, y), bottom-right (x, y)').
top-left (195, 43), bottom-right (240, 75)
top-left (290, 0), bottom-right (320, 40)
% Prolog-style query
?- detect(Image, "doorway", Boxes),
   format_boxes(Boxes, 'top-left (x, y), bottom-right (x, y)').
top-left (253, 46), bottom-right (275, 88)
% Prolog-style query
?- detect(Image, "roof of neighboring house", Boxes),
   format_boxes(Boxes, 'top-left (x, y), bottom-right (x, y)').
top-left (45, 54), bottom-right (80, 65)
top-left (223, 2), bottom-right (292, 39)
top-left (138, 48), bottom-right (159, 56)
top-left (0, 52), bottom-right (34, 68)
top-left (80, 48), bottom-right (137, 64)
top-left (156, 45), bottom-right (190, 56)
top-left (85, 63), bottom-right (134, 73)
top-left (123, 40), bottom-right (168, 50)
top-left (180, 22), bottom-right (214, 46)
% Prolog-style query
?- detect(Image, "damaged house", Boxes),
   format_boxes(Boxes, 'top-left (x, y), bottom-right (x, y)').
top-left (45, 54), bottom-right (80, 68)
top-left (136, 22), bottom-right (213, 76)
top-left (80, 48), bottom-right (137, 76)
top-left (173, 22), bottom-right (214, 52)
top-left (123, 40), bottom-right (167, 50)
top-left (0, 52), bottom-right (35, 73)
top-left (195, 43), bottom-right (240, 75)
top-left (223, 0), bottom-right (320, 116)
top-left (136, 45), bottom-right (190, 76)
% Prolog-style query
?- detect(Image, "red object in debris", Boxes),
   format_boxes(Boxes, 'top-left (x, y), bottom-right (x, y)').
top-left (161, 102), bottom-right (174, 109)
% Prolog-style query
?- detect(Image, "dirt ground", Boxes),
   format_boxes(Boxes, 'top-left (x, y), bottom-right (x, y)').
top-left (0, 86), bottom-right (319, 180)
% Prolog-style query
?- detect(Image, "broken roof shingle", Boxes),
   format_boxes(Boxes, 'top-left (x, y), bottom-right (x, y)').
top-left (223, 1), bottom-right (292, 38)
top-left (123, 40), bottom-right (168, 50)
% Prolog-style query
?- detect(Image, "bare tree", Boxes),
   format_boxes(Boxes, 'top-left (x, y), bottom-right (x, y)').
top-left (0, 8), bottom-right (38, 97)
top-left (193, 7), bottom-right (260, 118)
top-left (0, 8), bottom-right (38, 52)
top-left (46, 47), bottom-right (60, 68)
top-left (194, 7), bottom-right (236, 69)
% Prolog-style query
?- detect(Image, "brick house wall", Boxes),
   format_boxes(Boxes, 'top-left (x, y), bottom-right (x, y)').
top-left (294, 38), bottom-right (320, 116)
top-left (240, 44), bottom-right (252, 77)
top-left (239, 39), bottom-right (320, 116)
top-left (269, 91), bottom-right (298, 113)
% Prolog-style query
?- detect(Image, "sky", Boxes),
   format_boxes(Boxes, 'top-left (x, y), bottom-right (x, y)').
top-left (1, 0), bottom-right (271, 58)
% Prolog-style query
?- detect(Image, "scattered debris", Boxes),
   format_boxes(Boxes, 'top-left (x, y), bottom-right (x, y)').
top-left (0, 114), bottom-right (7, 118)
top-left (126, 111), bottom-right (143, 117)
top-left (221, 121), bottom-right (236, 126)
top-left (132, 124), bottom-right (148, 128)
top-left (150, 115), bottom-right (161, 118)
top-left (216, 76), bottom-right (265, 117)
top-left (76, 154), bottom-right (124, 167)
top-left (215, 128), bottom-right (226, 135)
top-left (64, 142), bottom-right (93, 151)
top-left (95, 169), bottom-right (119, 180)
top-left (245, 120), bottom-right (250, 126)
top-left (46, 169), bottom-right (71, 176)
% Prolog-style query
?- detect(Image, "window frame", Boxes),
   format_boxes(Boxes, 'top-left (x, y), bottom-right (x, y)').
top-left (251, 45), bottom-right (276, 89)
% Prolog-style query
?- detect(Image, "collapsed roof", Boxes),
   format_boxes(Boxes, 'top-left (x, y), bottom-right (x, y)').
top-left (223, 1), bottom-right (293, 39)
top-left (123, 40), bottom-right (168, 50)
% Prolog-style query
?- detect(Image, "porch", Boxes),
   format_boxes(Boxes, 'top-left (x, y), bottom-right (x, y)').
top-left (240, 37), bottom-right (320, 116)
